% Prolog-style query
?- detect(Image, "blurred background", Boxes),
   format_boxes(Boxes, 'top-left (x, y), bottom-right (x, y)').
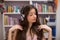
top-left (0, 0), bottom-right (60, 40)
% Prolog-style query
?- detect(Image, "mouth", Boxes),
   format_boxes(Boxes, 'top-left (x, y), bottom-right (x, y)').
top-left (33, 19), bottom-right (36, 21)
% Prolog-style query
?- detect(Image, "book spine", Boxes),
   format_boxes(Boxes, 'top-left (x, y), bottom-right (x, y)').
top-left (38, 4), bottom-right (42, 12)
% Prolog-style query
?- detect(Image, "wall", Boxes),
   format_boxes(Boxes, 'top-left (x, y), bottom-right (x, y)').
top-left (56, 0), bottom-right (60, 40)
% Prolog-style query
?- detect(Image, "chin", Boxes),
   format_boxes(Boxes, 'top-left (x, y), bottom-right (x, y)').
top-left (32, 21), bottom-right (36, 23)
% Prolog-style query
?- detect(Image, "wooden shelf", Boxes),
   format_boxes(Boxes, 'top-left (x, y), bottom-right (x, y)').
top-left (4, 25), bottom-right (13, 27)
top-left (38, 12), bottom-right (56, 15)
top-left (4, 0), bottom-right (53, 1)
top-left (3, 12), bottom-right (20, 14)
top-left (3, 12), bottom-right (21, 19)
top-left (4, 0), bottom-right (30, 1)
top-left (32, 0), bottom-right (53, 1)
top-left (3, 12), bottom-right (56, 15)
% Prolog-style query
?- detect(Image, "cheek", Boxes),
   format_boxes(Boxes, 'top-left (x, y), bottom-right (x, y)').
top-left (27, 16), bottom-right (32, 22)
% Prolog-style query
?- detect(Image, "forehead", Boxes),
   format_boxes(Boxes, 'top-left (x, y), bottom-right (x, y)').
top-left (29, 9), bottom-right (36, 14)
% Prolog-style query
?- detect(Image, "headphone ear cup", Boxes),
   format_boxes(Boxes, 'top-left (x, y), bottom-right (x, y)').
top-left (20, 12), bottom-right (24, 21)
top-left (21, 14), bottom-right (25, 21)
top-left (20, 6), bottom-right (25, 21)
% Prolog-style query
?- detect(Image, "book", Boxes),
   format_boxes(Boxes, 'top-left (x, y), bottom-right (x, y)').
top-left (48, 5), bottom-right (53, 12)
top-left (4, 16), bottom-right (8, 25)
top-left (4, 15), bottom-right (19, 25)
top-left (37, 4), bottom-right (42, 12)
top-left (7, 5), bottom-right (12, 12)
top-left (42, 4), bottom-right (47, 12)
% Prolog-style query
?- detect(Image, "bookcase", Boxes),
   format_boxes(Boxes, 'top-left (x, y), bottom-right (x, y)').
top-left (3, 0), bottom-right (57, 40)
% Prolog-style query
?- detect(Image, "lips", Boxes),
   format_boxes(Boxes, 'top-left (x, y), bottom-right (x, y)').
top-left (33, 19), bottom-right (36, 21)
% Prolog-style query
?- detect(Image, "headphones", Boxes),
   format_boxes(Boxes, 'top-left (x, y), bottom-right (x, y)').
top-left (20, 13), bottom-right (25, 21)
top-left (20, 6), bottom-right (25, 21)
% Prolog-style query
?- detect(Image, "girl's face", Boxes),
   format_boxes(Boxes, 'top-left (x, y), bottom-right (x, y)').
top-left (27, 9), bottom-right (37, 23)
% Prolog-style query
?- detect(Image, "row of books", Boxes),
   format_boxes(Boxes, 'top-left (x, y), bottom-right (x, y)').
top-left (33, 3), bottom-right (56, 12)
top-left (4, 15), bottom-right (55, 25)
top-left (3, 3), bottom-right (56, 13)
top-left (4, 15), bottom-right (47, 26)
top-left (4, 15), bottom-right (19, 25)
top-left (39, 16), bottom-right (55, 24)
top-left (3, 5), bottom-right (20, 13)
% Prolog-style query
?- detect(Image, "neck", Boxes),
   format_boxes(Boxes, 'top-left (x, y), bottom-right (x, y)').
top-left (28, 23), bottom-right (32, 29)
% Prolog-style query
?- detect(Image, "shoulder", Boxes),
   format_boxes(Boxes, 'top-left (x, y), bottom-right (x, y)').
top-left (9, 24), bottom-right (23, 32)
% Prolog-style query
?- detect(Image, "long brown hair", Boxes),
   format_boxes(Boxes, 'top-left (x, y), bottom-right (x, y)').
top-left (16, 5), bottom-right (43, 40)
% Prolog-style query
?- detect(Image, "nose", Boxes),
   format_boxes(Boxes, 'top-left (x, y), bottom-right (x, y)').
top-left (33, 14), bottom-right (36, 18)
